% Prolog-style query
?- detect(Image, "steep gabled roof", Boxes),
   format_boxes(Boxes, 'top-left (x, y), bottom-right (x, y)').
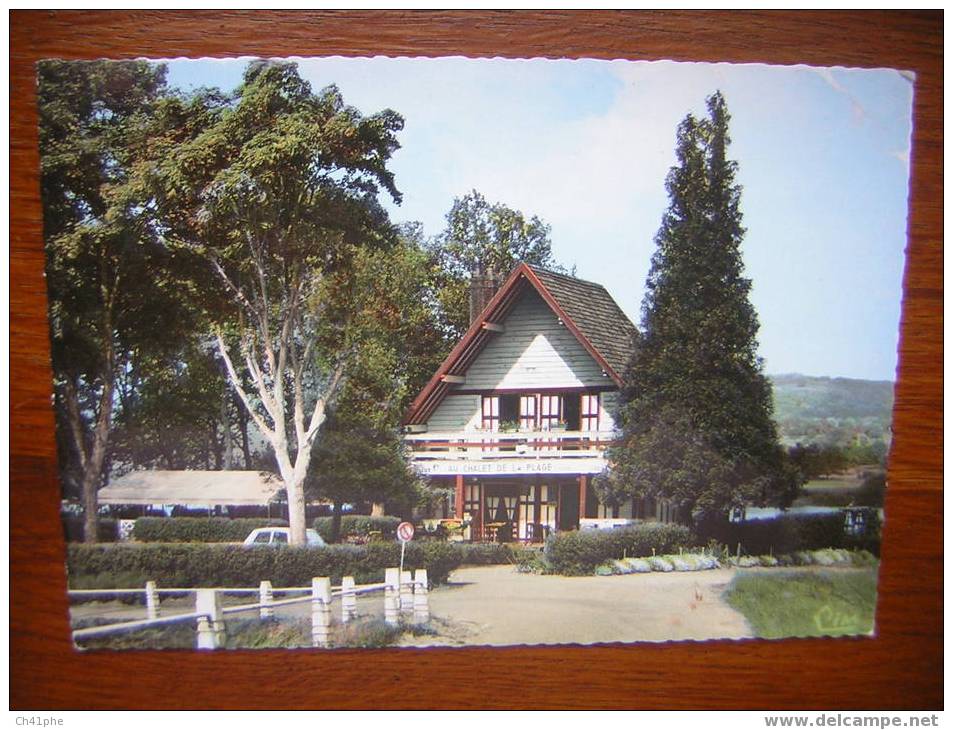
top-left (529, 266), bottom-right (638, 380)
top-left (404, 263), bottom-right (638, 425)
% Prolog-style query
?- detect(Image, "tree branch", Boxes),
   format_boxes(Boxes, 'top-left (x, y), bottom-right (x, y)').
top-left (215, 329), bottom-right (276, 443)
top-left (304, 359), bottom-right (347, 445)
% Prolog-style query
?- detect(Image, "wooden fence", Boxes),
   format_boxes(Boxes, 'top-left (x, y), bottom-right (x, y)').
top-left (69, 567), bottom-right (428, 649)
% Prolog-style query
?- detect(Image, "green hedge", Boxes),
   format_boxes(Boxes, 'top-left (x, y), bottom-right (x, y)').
top-left (62, 517), bottom-right (118, 543)
top-left (456, 543), bottom-right (536, 565)
top-left (699, 511), bottom-right (881, 556)
top-left (132, 517), bottom-right (287, 543)
top-left (545, 524), bottom-right (694, 576)
top-left (312, 515), bottom-right (401, 543)
top-left (66, 541), bottom-right (462, 588)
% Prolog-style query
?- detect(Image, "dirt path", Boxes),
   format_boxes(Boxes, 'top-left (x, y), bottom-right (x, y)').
top-left (70, 566), bottom-right (756, 647)
top-left (401, 565), bottom-right (754, 647)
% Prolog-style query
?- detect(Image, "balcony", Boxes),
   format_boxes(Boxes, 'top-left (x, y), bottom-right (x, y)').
top-left (404, 429), bottom-right (618, 477)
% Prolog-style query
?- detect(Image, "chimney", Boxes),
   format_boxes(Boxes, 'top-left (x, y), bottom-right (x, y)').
top-left (469, 263), bottom-right (500, 325)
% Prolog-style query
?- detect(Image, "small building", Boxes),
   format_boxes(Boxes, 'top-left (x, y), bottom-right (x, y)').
top-left (404, 263), bottom-right (663, 542)
top-left (98, 470), bottom-right (287, 517)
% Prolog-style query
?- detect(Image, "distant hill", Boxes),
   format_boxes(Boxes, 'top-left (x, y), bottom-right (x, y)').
top-left (769, 374), bottom-right (895, 451)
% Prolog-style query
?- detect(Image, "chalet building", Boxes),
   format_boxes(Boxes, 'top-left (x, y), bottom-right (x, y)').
top-left (404, 263), bottom-right (668, 542)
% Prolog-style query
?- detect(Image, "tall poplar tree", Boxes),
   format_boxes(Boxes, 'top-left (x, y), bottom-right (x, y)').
top-left (597, 92), bottom-right (799, 524)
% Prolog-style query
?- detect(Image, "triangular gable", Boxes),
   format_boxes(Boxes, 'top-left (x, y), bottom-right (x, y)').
top-left (404, 263), bottom-right (637, 425)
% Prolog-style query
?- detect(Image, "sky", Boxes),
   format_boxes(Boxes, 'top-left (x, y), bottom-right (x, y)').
top-left (163, 56), bottom-right (914, 382)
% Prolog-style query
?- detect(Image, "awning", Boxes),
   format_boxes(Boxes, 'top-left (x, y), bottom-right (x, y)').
top-left (98, 470), bottom-right (284, 507)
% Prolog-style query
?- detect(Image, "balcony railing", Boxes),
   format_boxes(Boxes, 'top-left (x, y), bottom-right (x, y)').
top-left (404, 429), bottom-right (619, 461)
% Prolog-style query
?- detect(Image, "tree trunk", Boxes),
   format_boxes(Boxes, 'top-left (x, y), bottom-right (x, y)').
top-left (371, 502), bottom-right (385, 517)
top-left (81, 379), bottom-right (115, 543)
top-left (82, 467), bottom-right (100, 544)
top-left (64, 375), bottom-right (114, 543)
top-left (239, 410), bottom-right (252, 468)
top-left (283, 471), bottom-right (308, 545)
top-left (331, 500), bottom-right (344, 544)
top-left (221, 385), bottom-right (233, 470)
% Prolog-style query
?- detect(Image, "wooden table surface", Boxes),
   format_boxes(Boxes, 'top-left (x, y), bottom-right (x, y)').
top-left (10, 11), bottom-right (941, 710)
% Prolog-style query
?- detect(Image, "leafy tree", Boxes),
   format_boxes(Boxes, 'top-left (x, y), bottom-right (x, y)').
top-left (428, 190), bottom-right (566, 339)
top-left (143, 61), bottom-right (404, 544)
top-left (597, 92), bottom-right (800, 524)
top-left (38, 60), bottom-right (194, 541)
top-left (306, 238), bottom-right (446, 539)
top-left (109, 340), bottom-right (262, 472)
top-left (788, 443), bottom-right (850, 481)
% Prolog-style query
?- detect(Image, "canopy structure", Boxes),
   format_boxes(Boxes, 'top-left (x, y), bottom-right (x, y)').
top-left (98, 470), bottom-right (284, 507)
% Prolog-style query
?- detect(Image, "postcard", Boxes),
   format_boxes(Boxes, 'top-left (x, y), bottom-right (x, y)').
top-left (38, 55), bottom-right (911, 650)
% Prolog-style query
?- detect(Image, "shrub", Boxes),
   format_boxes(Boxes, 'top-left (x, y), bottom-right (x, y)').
top-left (456, 543), bottom-right (536, 566)
top-left (855, 472), bottom-right (886, 507)
top-left (131, 517), bottom-right (287, 543)
top-left (312, 516), bottom-right (401, 543)
top-left (648, 555), bottom-right (675, 572)
top-left (66, 541), bottom-right (463, 589)
top-left (544, 523), bottom-right (694, 575)
top-left (62, 517), bottom-right (118, 543)
top-left (699, 512), bottom-right (881, 557)
top-left (668, 556), bottom-right (693, 571)
top-left (850, 550), bottom-right (879, 567)
top-left (623, 557), bottom-right (653, 573)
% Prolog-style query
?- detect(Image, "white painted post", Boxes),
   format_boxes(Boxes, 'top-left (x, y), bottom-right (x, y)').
top-left (341, 576), bottom-right (357, 623)
top-left (145, 581), bottom-right (160, 620)
top-left (413, 569), bottom-right (430, 624)
top-left (195, 589), bottom-right (224, 650)
top-left (400, 570), bottom-right (414, 616)
top-left (311, 577), bottom-right (331, 648)
top-left (384, 568), bottom-right (400, 626)
top-left (259, 580), bottom-right (274, 620)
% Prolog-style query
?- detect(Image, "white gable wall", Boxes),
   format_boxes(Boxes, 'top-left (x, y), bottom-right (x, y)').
top-left (427, 394), bottom-right (482, 431)
top-left (465, 289), bottom-right (608, 390)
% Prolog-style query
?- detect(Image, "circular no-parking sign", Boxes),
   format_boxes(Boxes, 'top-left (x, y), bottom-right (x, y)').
top-left (397, 521), bottom-right (415, 542)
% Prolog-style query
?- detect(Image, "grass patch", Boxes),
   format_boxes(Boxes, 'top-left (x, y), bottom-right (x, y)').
top-left (724, 569), bottom-right (877, 639)
top-left (72, 615), bottom-right (313, 650)
top-left (332, 618), bottom-right (403, 648)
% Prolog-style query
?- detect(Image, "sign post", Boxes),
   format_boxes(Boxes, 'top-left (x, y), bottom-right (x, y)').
top-left (397, 521), bottom-right (415, 573)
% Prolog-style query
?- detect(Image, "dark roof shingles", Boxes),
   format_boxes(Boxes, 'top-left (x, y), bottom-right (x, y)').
top-left (529, 266), bottom-right (639, 379)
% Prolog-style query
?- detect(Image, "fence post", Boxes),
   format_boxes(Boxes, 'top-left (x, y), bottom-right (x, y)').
top-left (259, 580), bottom-right (274, 620)
top-left (413, 569), bottom-right (430, 624)
top-left (311, 577), bottom-right (331, 648)
top-left (384, 568), bottom-right (400, 626)
top-left (195, 589), bottom-right (224, 650)
top-left (145, 581), bottom-right (160, 620)
top-left (400, 570), bottom-right (413, 616)
top-left (341, 576), bottom-right (357, 623)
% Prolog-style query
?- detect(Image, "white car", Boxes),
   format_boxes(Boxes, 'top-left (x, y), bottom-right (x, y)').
top-left (243, 527), bottom-right (326, 547)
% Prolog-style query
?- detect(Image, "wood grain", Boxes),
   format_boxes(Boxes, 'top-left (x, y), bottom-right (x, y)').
top-left (10, 10), bottom-right (941, 709)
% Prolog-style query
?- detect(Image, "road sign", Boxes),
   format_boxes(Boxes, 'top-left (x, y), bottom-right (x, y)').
top-left (397, 521), bottom-right (415, 542)
top-left (397, 521), bottom-right (415, 573)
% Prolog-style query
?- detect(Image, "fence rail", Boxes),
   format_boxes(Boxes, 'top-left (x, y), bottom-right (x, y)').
top-left (68, 568), bottom-right (427, 650)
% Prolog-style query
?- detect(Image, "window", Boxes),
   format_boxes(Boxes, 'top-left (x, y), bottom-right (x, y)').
top-left (539, 394), bottom-right (562, 430)
top-left (481, 396), bottom-right (499, 431)
top-left (483, 392), bottom-right (599, 433)
top-left (519, 395), bottom-right (537, 430)
top-left (581, 394), bottom-right (600, 431)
